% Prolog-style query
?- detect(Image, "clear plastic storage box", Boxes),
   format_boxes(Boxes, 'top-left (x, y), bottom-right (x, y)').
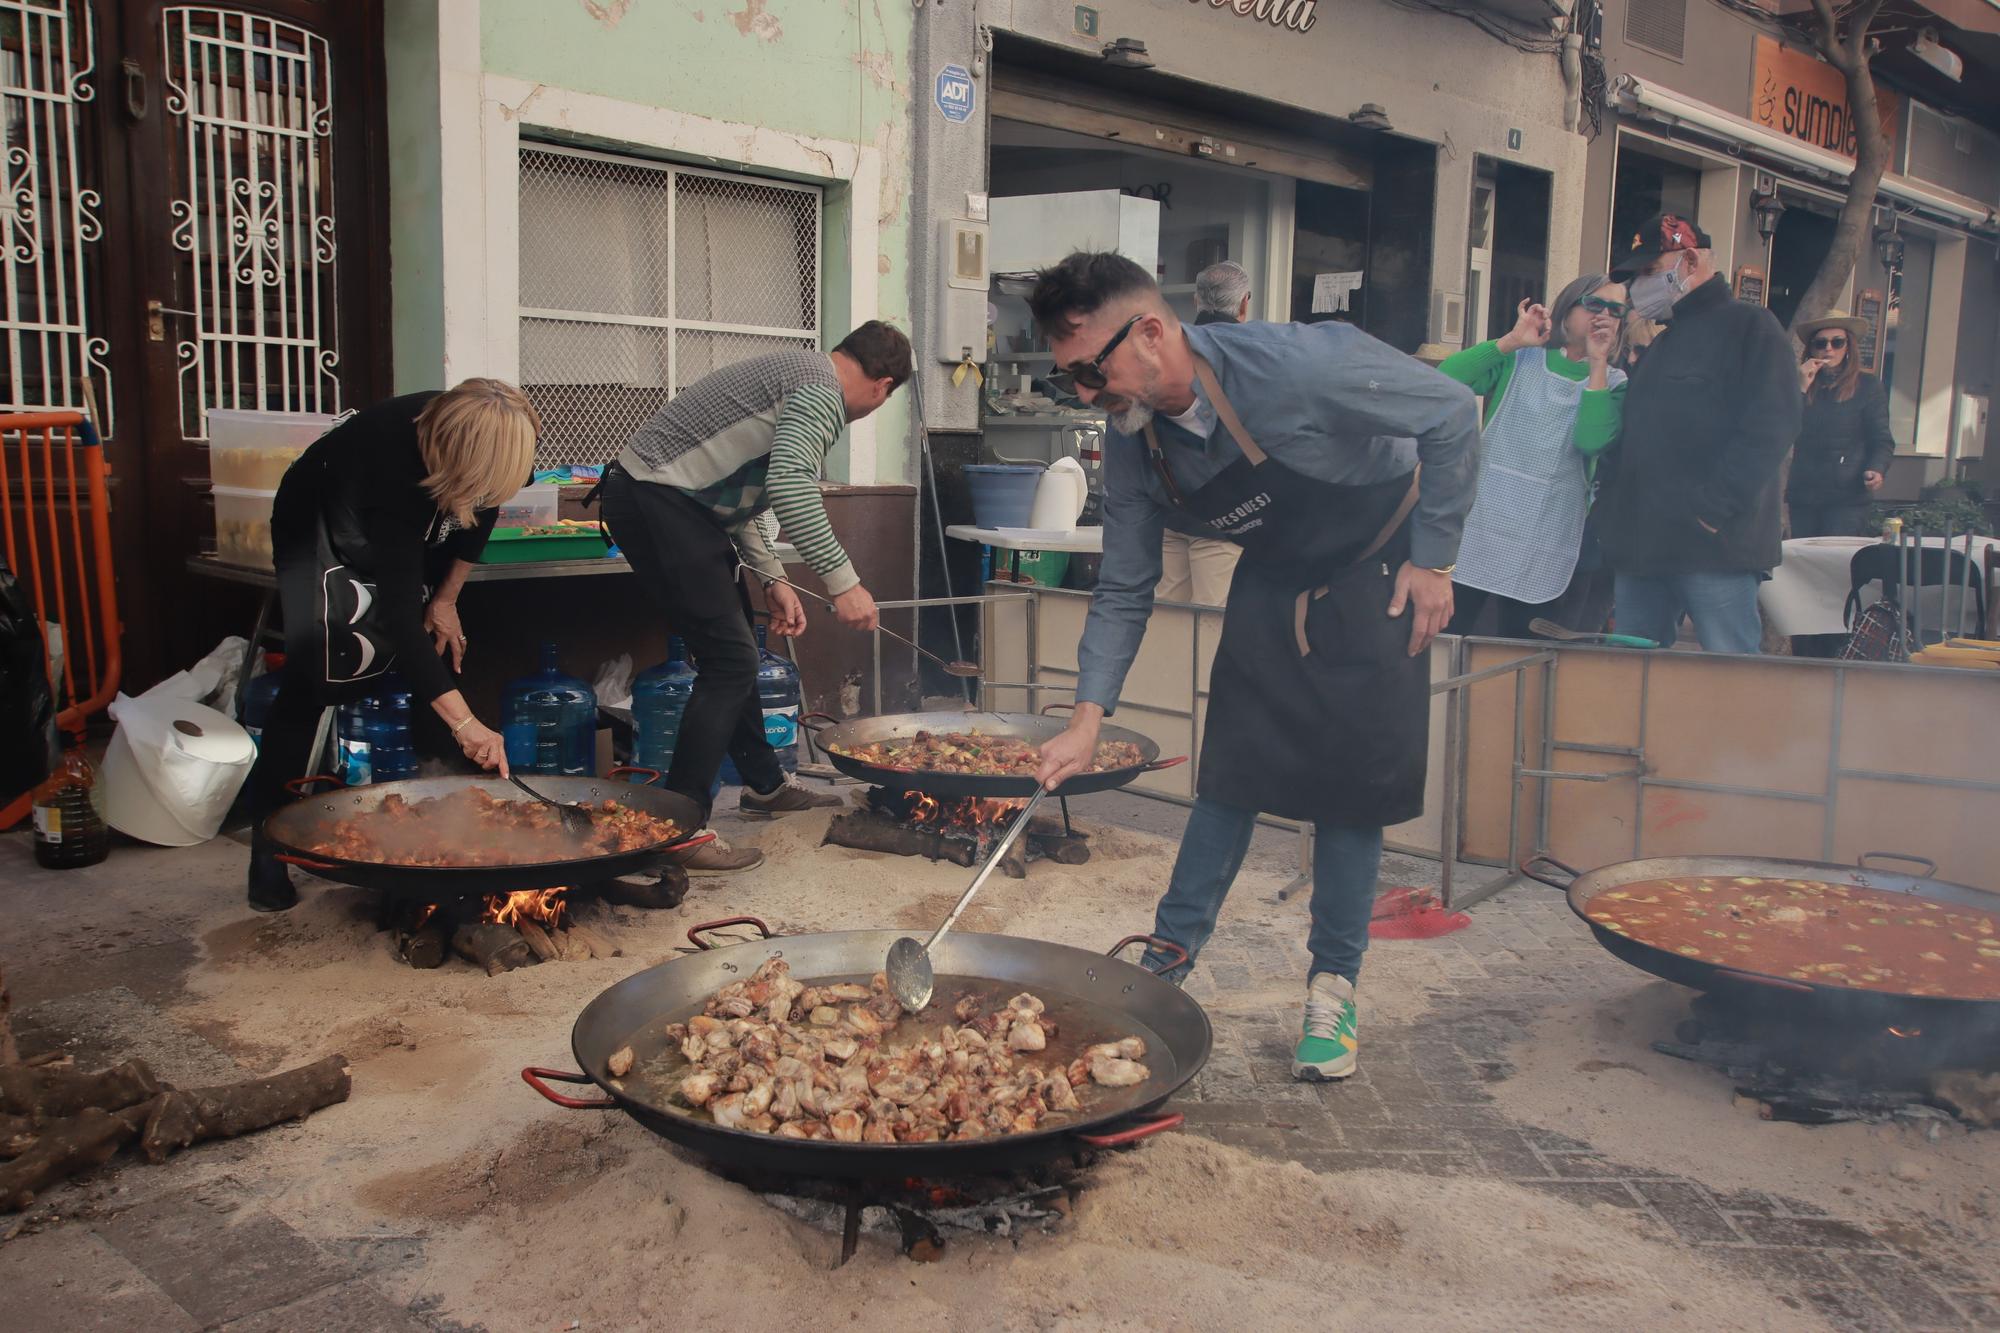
top-left (207, 408), bottom-right (337, 489)
top-left (212, 486), bottom-right (279, 569)
top-left (497, 483), bottom-right (558, 528)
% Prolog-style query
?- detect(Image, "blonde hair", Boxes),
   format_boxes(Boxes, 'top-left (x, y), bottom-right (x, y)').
top-left (415, 379), bottom-right (540, 524)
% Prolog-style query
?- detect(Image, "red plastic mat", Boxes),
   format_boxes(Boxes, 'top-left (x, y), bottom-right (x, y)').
top-left (1369, 886), bottom-right (1470, 940)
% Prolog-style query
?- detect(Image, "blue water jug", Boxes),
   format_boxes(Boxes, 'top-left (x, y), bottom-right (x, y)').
top-left (631, 637), bottom-right (696, 774)
top-left (719, 625), bottom-right (801, 784)
top-left (367, 689), bottom-right (417, 781)
top-left (501, 643), bottom-right (597, 776)
top-left (241, 651), bottom-right (287, 749)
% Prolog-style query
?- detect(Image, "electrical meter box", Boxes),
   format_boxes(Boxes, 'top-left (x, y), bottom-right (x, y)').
top-left (935, 218), bottom-right (989, 365)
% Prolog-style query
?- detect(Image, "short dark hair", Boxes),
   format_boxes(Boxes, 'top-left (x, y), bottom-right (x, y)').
top-left (834, 321), bottom-right (914, 387)
top-left (1027, 252), bottom-right (1157, 336)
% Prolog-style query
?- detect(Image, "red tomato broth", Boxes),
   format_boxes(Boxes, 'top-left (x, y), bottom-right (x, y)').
top-left (1582, 876), bottom-right (2000, 1000)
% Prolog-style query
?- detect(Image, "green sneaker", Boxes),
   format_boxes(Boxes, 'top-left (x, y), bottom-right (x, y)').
top-left (1291, 972), bottom-right (1358, 1081)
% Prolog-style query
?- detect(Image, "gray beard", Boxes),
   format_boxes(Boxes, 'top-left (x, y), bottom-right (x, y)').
top-left (1109, 401), bottom-right (1155, 435)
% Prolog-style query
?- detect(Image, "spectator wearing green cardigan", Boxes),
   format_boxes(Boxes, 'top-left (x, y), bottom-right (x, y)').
top-left (1440, 275), bottom-right (1628, 638)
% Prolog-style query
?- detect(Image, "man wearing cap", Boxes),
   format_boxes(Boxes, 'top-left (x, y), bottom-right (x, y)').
top-left (1599, 214), bottom-right (1802, 653)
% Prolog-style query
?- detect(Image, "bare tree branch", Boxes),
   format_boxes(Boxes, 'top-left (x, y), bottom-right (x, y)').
top-left (1789, 0), bottom-right (1892, 331)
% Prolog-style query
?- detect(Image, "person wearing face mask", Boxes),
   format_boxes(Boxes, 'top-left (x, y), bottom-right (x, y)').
top-left (1437, 278), bottom-right (1628, 638)
top-left (1598, 214), bottom-right (1802, 653)
top-left (1026, 252), bottom-right (1480, 1083)
top-left (1786, 311), bottom-right (1892, 538)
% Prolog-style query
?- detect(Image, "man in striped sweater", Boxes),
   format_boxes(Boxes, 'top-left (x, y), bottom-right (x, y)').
top-left (599, 322), bottom-right (913, 872)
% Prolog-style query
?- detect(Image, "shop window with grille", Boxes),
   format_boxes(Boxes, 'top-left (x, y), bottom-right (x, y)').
top-left (517, 144), bottom-right (822, 465)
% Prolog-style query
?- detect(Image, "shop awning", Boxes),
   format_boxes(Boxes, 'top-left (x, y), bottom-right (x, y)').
top-left (1613, 74), bottom-right (1998, 230)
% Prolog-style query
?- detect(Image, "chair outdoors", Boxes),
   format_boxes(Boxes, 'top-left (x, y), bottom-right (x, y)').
top-left (1843, 542), bottom-right (1987, 647)
top-left (0, 410), bottom-right (122, 829)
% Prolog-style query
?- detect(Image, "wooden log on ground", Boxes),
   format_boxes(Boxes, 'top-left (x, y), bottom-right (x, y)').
top-left (450, 923), bottom-right (534, 976)
top-left (0, 1054), bottom-right (352, 1211)
top-left (398, 918), bottom-right (450, 970)
top-left (0, 967), bottom-right (17, 1067)
top-left (0, 1060), bottom-right (163, 1119)
top-left (999, 838), bottom-right (1028, 880)
top-left (1029, 833), bottom-right (1091, 866)
top-left (0, 1111), bottom-right (38, 1159)
top-left (516, 919), bottom-right (560, 963)
top-left (825, 811), bottom-right (977, 866)
top-left (565, 923), bottom-right (621, 960)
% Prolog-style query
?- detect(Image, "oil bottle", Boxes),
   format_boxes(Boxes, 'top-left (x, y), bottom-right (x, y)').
top-left (31, 746), bottom-right (110, 869)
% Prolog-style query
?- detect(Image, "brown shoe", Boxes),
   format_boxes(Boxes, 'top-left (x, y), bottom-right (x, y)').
top-left (670, 830), bottom-right (765, 875)
top-left (737, 777), bottom-right (843, 817)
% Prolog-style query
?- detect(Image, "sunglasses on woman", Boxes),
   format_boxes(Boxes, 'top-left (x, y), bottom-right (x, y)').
top-left (1579, 296), bottom-right (1629, 318)
top-left (1053, 313), bottom-right (1143, 392)
top-left (1810, 335), bottom-right (1848, 351)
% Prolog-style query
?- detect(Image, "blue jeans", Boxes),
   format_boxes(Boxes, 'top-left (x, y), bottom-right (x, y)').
top-left (1613, 572), bottom-right (1765, 654)
top-left (1143, 798), bottom-right (1384, 985)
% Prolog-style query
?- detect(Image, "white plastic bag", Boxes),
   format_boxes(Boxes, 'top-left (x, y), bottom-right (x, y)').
top-left (101, 684), bottom-right (255, 846)
top-left (593, 653), bottom-right (635, 712)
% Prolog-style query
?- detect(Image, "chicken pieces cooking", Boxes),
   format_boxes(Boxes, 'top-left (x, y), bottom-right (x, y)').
top-left (653, 958), bottom-right (1152, 1142)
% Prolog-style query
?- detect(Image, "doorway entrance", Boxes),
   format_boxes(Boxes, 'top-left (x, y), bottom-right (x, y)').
top-left (1767, 203), bottom-right (1836, 329)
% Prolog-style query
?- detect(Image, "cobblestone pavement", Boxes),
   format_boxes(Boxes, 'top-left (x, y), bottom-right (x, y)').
top-left (1171, 851), bottom-right (1997, 1333)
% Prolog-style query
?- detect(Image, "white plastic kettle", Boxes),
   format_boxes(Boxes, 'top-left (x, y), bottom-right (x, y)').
top-left (1028, 457), bottom-right (1089, 532)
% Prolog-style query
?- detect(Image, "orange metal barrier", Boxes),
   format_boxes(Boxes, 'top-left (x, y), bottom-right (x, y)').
top-left (1, 410), bottom-right (121, 829)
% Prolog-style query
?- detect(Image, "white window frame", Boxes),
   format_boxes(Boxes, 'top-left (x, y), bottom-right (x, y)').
top-left (434, 18), bottom-right (884, 479)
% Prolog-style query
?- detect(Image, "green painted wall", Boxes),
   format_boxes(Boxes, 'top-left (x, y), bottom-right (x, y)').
top-left (384, 0), bottom-right (445, 394)
top-left (478, 0), bottom-right (916, 483)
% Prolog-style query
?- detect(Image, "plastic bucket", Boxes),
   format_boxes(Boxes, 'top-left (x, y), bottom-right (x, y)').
top-left (964, 464), bottom-right (1043, 529)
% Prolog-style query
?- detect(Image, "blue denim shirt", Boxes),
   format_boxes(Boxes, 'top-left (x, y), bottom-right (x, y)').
top-left (1075, 320), bottom-right (1481, 713)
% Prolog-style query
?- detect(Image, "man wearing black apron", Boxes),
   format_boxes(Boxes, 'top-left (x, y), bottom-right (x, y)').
top-left (1031, 253), bottom-right (1479, 1082)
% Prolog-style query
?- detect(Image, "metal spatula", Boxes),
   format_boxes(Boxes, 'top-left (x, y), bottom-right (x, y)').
top-left (886, 784), bottom-right (1051, 1013)
top-left (509, 773), bottom-right (593, 834)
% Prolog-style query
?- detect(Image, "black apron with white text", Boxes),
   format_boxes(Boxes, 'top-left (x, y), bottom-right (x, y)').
top-left (1144, 357), bottom-right (1428, 826)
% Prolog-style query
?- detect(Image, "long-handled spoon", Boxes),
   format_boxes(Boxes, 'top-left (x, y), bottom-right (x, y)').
top-left (885, 784), bottom-right (1050, 1013)
top-left (750, 566), bottom-right (983, 678)
top-left (509, 773), bottom-right (593, 834)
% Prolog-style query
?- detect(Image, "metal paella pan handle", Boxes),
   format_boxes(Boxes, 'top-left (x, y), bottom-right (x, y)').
top-left (1858, 851), bottom-right (1939, 878)
top-left (686, 916), bottom-right (776, 950)
top-left (521, 1067), bottom-right (617, 1109)
top-left (1074, 1111), bottom-right (1185, 1148)
top-left (606, 765), bottom-right (662, 786)
top-left (1518, 854), bottom-right (1580, 890)
top-left (1108, 935), bottom-right (1190, 975)
top-left (283, 774), bottom-right (346, 797)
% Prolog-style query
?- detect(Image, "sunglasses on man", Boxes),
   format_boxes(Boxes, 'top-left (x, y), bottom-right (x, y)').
top-left (1809, 335), bottom-right (1848, 351)
top-left (1051, 313), bottom-right (1143, 392)
top-left (1579, 295), bottom-right (1629, 318)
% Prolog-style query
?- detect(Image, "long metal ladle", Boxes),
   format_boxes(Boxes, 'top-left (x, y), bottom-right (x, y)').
top-left (748, 566), bottom-right (982, 678)
top-left (886, 783), bottom-right (1051, 1013)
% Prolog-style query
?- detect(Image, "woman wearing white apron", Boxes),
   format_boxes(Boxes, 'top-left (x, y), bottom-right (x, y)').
top-left (1440, 277), bottom-right (1628, 638)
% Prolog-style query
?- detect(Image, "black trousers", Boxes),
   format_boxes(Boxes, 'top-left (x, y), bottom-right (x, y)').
top-left (1789, 502), bottom-right (1871, 538)
top-left (1446, 585), bottom-right (1559, 639)
top-left (598, 466), bottom-right (782, 818)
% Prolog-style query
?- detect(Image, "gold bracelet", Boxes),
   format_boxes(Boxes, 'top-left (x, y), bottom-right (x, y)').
top-left (1425, 563), bottom-right (1457, 576)
top-left (450, 714), bottom-right (476, 736)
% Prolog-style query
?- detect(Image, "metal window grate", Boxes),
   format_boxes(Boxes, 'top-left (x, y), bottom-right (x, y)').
top-left (1624, 0), bottom-right (1686, 61)
top-left (517, 144), bottom-right (821, 466)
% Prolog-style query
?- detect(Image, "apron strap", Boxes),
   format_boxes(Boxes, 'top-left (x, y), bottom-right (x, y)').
top-left (1191, 354), bottom-right (1269, 466)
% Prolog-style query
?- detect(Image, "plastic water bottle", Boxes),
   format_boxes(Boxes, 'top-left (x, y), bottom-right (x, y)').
top-left (631, 637), bottom-right (696, 776)
top-left (757, 625), bottom-right (802, 774)
top-left (337, 701), bottom-right (373, 784)
top-left (501, 642), bottom-right (598, 776)
top-left (719, 626), bottom-right (802, 783)
top-left (367, 689), bottom-right (417, 781)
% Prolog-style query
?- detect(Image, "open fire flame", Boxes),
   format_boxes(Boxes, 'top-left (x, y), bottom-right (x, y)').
top-left (908, 793), bottom-right (1026, 837)
top-left (481, 887), bottom-right (571, 930)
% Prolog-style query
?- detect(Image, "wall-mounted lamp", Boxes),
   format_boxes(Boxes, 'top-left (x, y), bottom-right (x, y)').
top-left (1348, 103), bottom-right (1392, 131)
top-left (1751, 189), bottom-right (1786, 242)
top-left (1101, 37), bottom-right (1154, 69)
top-left (1875, 219), bottom-right (1906, 276)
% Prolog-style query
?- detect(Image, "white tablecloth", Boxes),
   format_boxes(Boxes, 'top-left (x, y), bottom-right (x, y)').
top-left (1758, 535), bottom-right (1997, 637)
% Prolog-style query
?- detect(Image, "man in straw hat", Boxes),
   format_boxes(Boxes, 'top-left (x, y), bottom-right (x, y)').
top-left (1600, 213), bottom-right (1802, 653)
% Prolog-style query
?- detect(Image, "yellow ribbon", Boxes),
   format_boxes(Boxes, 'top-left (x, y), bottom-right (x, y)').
top-left (951, 356), bottom-right (984, 388)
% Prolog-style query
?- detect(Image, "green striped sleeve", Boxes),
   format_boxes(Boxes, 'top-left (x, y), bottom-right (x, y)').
top-left (764, 382), bottom-right (857, 593)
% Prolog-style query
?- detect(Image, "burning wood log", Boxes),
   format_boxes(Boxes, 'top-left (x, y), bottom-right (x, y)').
top-left (824, 811), bottom-right (978, 866)
top-left (565, 923), bottom-right (621, 960)
top-left (398, 918), bottom-right (450, 970)
top-left (450, 922), bottom-right (534, 975)
top-left (0, 1054), bottom-right (351, 1212)
top-left (999, 838), bottom-right (1028, 880)
top-left (516, 919), bottom-right (561, 963)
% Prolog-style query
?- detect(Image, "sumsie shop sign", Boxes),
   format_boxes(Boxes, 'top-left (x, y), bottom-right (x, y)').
top-left (1751, 37), bottom-right (1899, 160)
top-left (1190, 0), bottom-right (1319, 35)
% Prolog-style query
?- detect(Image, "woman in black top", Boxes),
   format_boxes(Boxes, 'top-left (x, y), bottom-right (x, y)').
top-left (243, 380), bottom-right (538, 910)
top-left (1788, 312), bottom-right (1893, 538)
